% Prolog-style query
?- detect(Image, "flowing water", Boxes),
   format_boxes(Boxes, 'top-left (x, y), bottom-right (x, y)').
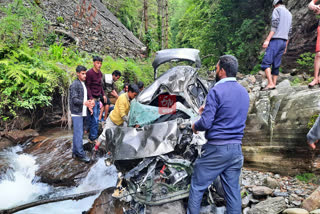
top-left (0, 146), bottom-right (118, 213)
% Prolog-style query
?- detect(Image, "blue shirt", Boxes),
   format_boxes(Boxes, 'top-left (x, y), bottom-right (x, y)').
top-left (194, 79), bottom-right (249, 145)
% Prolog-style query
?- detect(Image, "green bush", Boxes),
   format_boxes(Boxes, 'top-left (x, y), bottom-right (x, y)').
top-left (296, 173), bottom-right (315, 183)
top-left (56, 16), bottom-right (64, 24)
top-left (297, 52), bottom-right (315, 74)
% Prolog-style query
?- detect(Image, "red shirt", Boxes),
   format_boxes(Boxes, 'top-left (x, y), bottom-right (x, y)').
top-left (85, 68), bottom-right (105, 99)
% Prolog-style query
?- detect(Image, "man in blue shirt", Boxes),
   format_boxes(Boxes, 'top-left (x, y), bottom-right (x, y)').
top-left (187, 55), bottom-right (250, 214)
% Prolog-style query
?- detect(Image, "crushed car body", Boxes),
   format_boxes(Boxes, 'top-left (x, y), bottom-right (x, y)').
top-left (103, 48), bottom-right (225, 210)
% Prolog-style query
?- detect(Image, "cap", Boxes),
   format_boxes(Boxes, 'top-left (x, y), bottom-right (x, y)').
top-left (273, 0), bottom-right (281, 6)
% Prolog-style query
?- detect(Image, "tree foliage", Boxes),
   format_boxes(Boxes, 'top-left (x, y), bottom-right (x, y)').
top-left (176, 0), bottom-right (269, 72)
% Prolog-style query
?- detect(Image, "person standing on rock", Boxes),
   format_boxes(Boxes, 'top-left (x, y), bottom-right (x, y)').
top-left (261, 0), bottom-right (292, 91)
top-left (86, 56), bottom-right (107, 144)
top-left (187, 55), bottom-right (250, 214)
top-left (98, 70), bottom-right (122, 122)
top-left (69, 65), bottom-right (94, 163)
top-left (308, 0), bottom-right (320, 88)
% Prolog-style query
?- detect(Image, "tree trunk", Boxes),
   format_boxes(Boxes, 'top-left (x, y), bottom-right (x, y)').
top-left (165, 0), bottom-right (168, 48)
top-left (0, 190), bottom-right (101, 214)
top-left (161, 0), bottom-right (165, 50)
top-left (157, 0), bottom-right (162, 47)
top-left (144, 0), bottom-right (149, 56)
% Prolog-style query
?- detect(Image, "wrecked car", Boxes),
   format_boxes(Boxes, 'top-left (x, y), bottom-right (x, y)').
top-left (103, 48), bottom-right (225, 211)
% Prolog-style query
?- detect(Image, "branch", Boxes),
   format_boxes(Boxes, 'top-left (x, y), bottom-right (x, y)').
top-left (0, 189), bottom-right (101, 214)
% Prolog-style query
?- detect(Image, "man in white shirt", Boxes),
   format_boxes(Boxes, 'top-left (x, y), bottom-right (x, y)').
top-left (69, 65), bottom-right (94, 163)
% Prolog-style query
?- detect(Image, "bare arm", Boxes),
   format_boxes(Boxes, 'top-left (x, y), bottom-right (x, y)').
top-left (309, 0), bottom-right (320, 13)
top-left (110, 89), bottom-right (119, 99)
top-left (262, 31), bottom-right (275, 48)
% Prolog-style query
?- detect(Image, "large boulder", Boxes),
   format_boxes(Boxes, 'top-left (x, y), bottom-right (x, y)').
top-left (247, 197), bottom-right (286, 214)
top-left (302, 186), bottom-right (320, 212)
top-left (243, 74), bottom-right (320, 175)
top-left (5, 129), bottom-right (39, 144)
top-left (23, 129), bottom-right (95, 186)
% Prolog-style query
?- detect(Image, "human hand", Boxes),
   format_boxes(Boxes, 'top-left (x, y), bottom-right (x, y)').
top-left (262, 40), bottom-right (269, 49)
top-left (198, 105), bottom-right (205, 115)
top-left (192, 123), bottom-right (198, 134)
top-left (308, 140), bottom-right (319, 150)
top-left (312, 4), bottom-right (320, 14)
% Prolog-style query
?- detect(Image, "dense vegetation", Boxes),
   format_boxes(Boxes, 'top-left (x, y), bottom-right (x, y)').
top-left (0, 0), bottom-right (272, 128)
top-left (106, 0), bottom-right (270, 71)
top-left (0, 0), bottom-right (153, 128)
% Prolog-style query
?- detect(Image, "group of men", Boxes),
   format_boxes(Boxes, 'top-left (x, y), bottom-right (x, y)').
top-left (68, 0), bottom-right (320, 213)
top-left (69, 56), bottom-right (141, 163)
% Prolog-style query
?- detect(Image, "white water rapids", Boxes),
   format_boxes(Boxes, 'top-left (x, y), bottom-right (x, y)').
top-left (0, 146), bottom-right (118, 214)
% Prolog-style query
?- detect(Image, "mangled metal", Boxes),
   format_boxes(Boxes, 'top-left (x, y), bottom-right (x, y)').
top-left (101, 48), bottom-right (226, 210)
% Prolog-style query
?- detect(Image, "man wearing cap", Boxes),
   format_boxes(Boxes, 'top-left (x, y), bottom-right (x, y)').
top-left (308, 0), bottom-right (320, 88)
top-left (261, 0), bottom-right (292, 91)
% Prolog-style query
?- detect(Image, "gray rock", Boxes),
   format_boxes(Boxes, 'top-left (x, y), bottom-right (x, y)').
top-left (310, 209), bottom-right (320, 214)
top-left (264, 177), bottom-right (280, 189)
top-left (242, 195), bottom-right (251, 208)
top-left (302, 187), bottom-right (320, 212)
top-left (283, 208), bottom-right (309, 214)
top-left (273, 191), bottom-right (289, 197)
top-left (247, 197), bottom-right (286, 214)
top-left (252, 186), bottom-right (273, 197)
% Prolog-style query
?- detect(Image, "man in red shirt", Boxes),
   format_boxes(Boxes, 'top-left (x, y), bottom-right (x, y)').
top-left (85, 56), bottom-right (107, 142)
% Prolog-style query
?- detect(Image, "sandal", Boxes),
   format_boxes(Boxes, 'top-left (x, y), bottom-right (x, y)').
top-left (261, 86), bottom-right (276, 91)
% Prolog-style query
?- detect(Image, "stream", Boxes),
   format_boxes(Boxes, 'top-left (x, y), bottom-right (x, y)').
top-left (0, 146), bottom-right (117, 213)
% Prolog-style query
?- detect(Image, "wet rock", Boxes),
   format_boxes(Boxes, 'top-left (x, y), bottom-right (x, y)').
top-left (5, 129), bottom-right (39, 144)
top-left (23, 129), bottom-right (95, 186)
top-left (0, 137), bottom-right (15, 151)
top-left (247, 197), bottom-right (286, 214)
top-left (264, 177), bottom-right (280, 189)
top-left (283, 208), bottom-right (309, 214)
top-left (302, 187), bottom-right (320, 212)
top-left (252, 186), bottom-right (273, 197)
top-left (87, 187), bottom-right (130, 214)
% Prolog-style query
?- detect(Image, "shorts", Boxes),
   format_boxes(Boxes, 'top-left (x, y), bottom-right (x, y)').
top-left (261, 39), bottom-right (287, 76)
top-left (100, 95), bottom-right (111, 106)
top-left (316, 25), bottom-right (320, 53)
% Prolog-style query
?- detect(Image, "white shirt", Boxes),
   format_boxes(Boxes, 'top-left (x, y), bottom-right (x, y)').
top-left (71, 81), bottom-right (87, 117)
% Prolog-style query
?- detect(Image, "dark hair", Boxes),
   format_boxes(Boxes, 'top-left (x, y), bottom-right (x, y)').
top-left (112, 70), bottom-right (122, 77)
top-left (123, 83), bottom-right (129, 89)
top-left (218, 55), bottom-right (238, 77)
top-left (93, 56), bottom-right (103, 62)
top-left (137, 81), bottom-right (144, 89)
top-left (76, 65), bottom-right (87, 73)
top-left (128, 83), bottom-right (140, 94)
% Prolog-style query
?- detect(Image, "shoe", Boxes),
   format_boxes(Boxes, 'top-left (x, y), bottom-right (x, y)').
top-left (72, 153), bottom-right (90, 163)
top-left (78, 155), bottom-right (90, 163)
top-left (261, 86), bottom-right (276, 91)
